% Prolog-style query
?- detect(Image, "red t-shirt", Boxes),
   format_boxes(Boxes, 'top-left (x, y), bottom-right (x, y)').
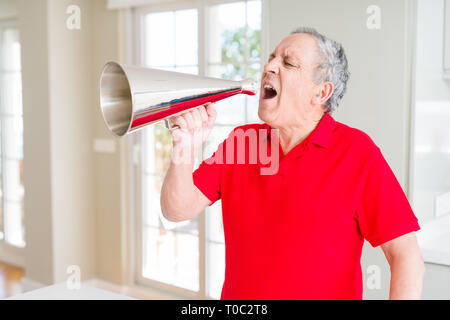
top-left (192, 113), bottom-right (420, 300)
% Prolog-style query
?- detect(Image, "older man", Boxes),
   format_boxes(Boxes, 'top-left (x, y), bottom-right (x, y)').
top-left (160, 27), bottom-right (424, 300)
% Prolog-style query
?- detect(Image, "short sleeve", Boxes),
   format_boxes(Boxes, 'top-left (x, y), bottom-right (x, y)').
top-left (192, 140), bottom-right (225, 206)
top-left (356, 147), bottom-right (420, 247)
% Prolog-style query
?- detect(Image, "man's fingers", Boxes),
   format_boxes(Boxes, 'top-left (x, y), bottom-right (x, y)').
top-left (191, 108), bottom-right (203, 129)
top-left (206, 103), bottom-right (217, 118)
top-left (183, 111), bottom-right (195, 130)
top-left (167, 103), bottom-right (215, 139)
top-left (198, 105), bottom-right (209, 126)
top-left (170, 128), bottom-right (183, 143)
top-left (168, 104), bottom-right (217, 147)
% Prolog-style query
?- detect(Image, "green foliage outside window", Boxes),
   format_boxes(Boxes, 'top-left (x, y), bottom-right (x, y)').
top-left (221, 27), bottom-right (261, 82)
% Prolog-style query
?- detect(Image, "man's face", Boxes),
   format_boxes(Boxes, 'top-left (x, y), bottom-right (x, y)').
top-left (258, 33), bottom-right (323, 126)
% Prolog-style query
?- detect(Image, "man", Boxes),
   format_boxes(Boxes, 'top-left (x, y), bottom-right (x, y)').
top-left (160, 27), bottom-right (424, 299)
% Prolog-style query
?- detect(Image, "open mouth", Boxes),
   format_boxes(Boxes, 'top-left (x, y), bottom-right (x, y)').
top-left (263, 84), bottom-right (278, 99)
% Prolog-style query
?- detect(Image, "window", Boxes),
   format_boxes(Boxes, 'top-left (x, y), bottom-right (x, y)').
top-left (0, 21), bottom-right (25, 249)
top-left (412, 0), bottom-right (450, 266)
top-left (134, 0), bottom-right (262, 299)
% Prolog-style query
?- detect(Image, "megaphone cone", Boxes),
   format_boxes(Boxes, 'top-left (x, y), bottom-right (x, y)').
top-left (99, 61), bottom-right (258, 137)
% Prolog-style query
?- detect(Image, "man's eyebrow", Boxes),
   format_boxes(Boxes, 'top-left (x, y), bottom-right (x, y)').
top-left (285, 54), bottom-right (301, 63)
top-left (268, 52), bottom-right (301, 63)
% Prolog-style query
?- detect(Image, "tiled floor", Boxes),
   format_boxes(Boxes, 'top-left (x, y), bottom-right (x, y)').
top-left (0, 261), bottom-right (24, 299)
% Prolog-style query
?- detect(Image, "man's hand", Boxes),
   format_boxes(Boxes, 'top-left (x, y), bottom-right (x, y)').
top-left (160, 103), bottom-right (216, 222)
top-left (381, 232), bottom-right (425, 299)
top-left (168, 103), bottom-right (217, 157)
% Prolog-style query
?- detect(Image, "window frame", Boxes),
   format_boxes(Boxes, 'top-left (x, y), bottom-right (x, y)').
top-left (444, 0), bottom-right (450, 78)
top-left (131, 0), bottom-right (267, 299)
top-left (0, 18), bottom-right (26, 268)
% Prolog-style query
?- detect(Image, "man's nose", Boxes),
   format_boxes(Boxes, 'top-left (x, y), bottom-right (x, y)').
top-left (263, 59), bottom-right (279, 75)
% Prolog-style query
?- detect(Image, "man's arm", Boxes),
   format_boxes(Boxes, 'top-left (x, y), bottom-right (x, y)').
top-left (160, 156), bottom-right (212, 222)
top-left (160, 103), bottom-right (216, 222)
top-left (380, 232), bottom-right (425, 299)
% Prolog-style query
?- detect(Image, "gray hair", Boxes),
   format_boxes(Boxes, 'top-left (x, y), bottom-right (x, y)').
top-left (291, 27), bottom-right (350, 113)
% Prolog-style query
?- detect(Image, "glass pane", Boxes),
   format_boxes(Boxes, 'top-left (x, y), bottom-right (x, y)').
top-left (142, 173), bottom-right (163, 228)
top-left (142, 124), bottom-right (162, 228)
top-left (208, 2), bottom-right (246, 65)
top-left (143, 122), bottom-right (172, 177)
top-left (207, 242), bottom-right (225, 299)
top-left (153, 122), bottom-right (172, 176)
top-left (143, 227), bottom-right (199, 291)
top-left (1, 72), bottom-right (22, 116)
top-left (4, 200), bottom-right (25, 247)
top-left (1, 28), bottom-right (21, 71)
top-left (247, 0), bottom-right (262, 62)
top-left (3, 159), bottom-right (23, 203)
top-left (208, 63), bottom-right (246, 81)
top-left (143, 227), bottom-right (176, 284)
top-left (214, 94), bottom-right (247, 126)
top-left (221, 28), bottom-right (245, 64)
top-left (207, 64), bottom-right (246, 125)
top-left (246, 96), bottom-right (262, 124)
top-left (246, 62), bottom-right (261, 124)
top-left (175, 9), bottom-right (198, 66)
top-left (143, 167), bottom-right (200, 234)
top-left (152, 66), bottom-right (176, 72)
top-left (143, 125), bottom-right (155, 174)
top-left (247, 1), bottom-right (262, 32)
top-left (1, 26), bottom-right (24, 248)
top-left (412, 101), bottom-right (450, 223)
top-left (3, 116), bottom-right (23, 159)
top-left (145, 11), bottom-right (175, 67)
top-left (174, 232), bottom-right (199, 291)
top-left (248, 62), bottom-right (261, 83)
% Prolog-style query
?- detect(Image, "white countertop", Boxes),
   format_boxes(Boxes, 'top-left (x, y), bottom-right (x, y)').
top-left (417, 214), bottom-right (450, 266)
top-left (7, 282), bottom-right (136, 300)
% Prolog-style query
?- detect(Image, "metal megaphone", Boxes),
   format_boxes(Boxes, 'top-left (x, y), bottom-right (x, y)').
top-left (99, 61), bottom-right (258, 137)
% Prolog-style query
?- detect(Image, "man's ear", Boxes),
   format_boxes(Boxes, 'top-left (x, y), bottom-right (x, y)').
top-left (312, 81), bottom-right (334, 106)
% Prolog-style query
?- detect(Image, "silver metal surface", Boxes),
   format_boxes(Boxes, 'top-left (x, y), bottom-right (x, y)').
top-left (99, 61), bottom-right (258, 137)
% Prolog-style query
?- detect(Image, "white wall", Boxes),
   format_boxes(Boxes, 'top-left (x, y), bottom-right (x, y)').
top-left (19, 0), bottom-right (54, 285)
top-left (12, 0), bottom-right (125, 288)
top-left (0, 0), bottom-right (17, 20)
top-left (91, 0), bottom-right (128, 285)
top-left (47, 0), bottom-right (96, 283)
top-left (18, 0), bottom-right (97, 285)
